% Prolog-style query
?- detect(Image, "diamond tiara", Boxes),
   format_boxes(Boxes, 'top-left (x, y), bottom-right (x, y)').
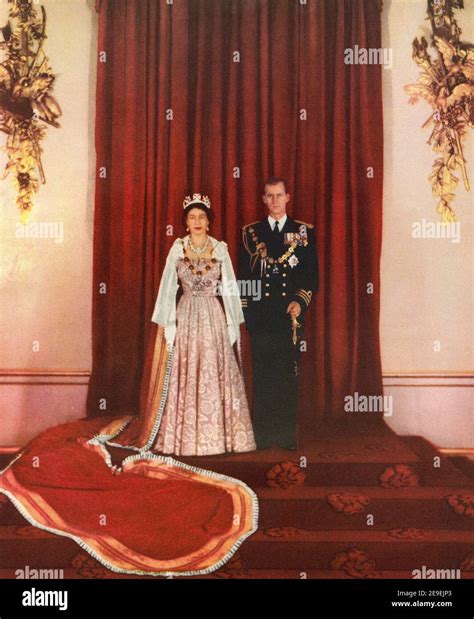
top-left (182, 193), bottom-right (211, 209)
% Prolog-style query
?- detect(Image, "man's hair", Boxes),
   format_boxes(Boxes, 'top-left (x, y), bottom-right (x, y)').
top-left (263, 176), bottom-right (290, 195)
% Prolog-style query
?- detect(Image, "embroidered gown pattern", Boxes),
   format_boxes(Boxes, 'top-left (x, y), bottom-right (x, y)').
top-left (154, 257), bottom-right (256, 455)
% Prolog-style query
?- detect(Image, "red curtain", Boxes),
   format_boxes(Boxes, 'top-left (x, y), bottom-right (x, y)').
top-left (88, 0), bottom-right (384, 436)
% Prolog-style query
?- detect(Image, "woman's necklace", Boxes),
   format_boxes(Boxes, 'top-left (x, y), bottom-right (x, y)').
top-left (184, 237), bottom-right (216, 292)
top-left (184, 255), bottom-right (217, 276)
top-left (185, 237), bottom-right (217, 282)
top-left (188, 236), bottom-right (209, 257)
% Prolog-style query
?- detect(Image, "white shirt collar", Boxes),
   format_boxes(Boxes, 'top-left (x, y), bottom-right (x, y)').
top-left (267, 214), bottom-right (287, 230)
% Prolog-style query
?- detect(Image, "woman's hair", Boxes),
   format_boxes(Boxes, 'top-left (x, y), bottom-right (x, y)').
top-left (182, 203), bottom-right (215, 228)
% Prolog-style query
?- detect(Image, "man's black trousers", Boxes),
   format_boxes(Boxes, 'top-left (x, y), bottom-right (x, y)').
top-left (249, 326), bottom-right (300, 450)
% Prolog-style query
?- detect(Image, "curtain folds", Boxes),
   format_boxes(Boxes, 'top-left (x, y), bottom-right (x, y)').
top-left (88, 0), bottom-right (384, 436)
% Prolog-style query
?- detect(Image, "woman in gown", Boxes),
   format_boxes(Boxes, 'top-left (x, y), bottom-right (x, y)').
top-left (152, 194), bottom-right (256, 456)
top-left (0, 194), bottom-right (258, 577)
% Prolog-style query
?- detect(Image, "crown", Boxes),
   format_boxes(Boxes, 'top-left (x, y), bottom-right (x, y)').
top-left (182, 193), bottom-right (211, 209)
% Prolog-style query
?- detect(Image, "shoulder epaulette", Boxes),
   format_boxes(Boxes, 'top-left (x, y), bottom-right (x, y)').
top-left (294, 219), bottom-right (314, 229)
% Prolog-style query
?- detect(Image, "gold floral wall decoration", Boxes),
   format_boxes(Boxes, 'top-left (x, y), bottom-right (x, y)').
top-left (405, 0), bottom-right (473, 222)
top-left (0, 0), bottom-right (61, 223)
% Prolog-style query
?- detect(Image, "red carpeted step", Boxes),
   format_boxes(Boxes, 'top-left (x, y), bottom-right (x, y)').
top-left (448, 456), bottom-right (474, 480)
top-left (0, 525), bottom-right (472, 574)
top-left (154, 458), bottom-right (472, 489)
top-left (237, 529), bottom-right (474, 572)
top-left (1, 566), bottom-right (472, 579)
top-left (1, 457), bottom-right (470, 491)
top-left (254, 486), bottom-right (474, 530)
top-left (400, 437), bottom-right (474, 487)
top-left (153, 440), bottom-right (472, 489)
top-left (2, 435), bottom-right (471, 490)
top-left (1, 485), bottom-right (473, 530)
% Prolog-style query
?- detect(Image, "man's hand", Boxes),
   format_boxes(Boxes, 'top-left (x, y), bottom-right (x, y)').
top-left (287, 301), bottom-right (301, 318)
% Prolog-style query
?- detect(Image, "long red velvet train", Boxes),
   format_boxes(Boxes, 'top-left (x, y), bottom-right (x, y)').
top-left (0, 327), bottom-right (258, 576)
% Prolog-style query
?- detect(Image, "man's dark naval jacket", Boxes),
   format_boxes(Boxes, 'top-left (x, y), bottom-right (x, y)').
top-left (239, 216), bottom-right (319, 333)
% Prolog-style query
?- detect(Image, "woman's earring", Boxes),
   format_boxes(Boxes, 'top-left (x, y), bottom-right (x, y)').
top-left (207, 227), bottom-right (209, 231)
top-left (186, 227), bottom-right (189, 232)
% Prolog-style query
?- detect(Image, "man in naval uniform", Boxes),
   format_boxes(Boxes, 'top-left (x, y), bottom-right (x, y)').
top-left (239, 177), bottom-right (319, 450)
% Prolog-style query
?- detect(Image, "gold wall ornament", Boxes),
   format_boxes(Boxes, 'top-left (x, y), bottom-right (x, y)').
top-left (404, 0), bottom-right (473, 222)
top-left (0, 0), bottom-right (62, 223)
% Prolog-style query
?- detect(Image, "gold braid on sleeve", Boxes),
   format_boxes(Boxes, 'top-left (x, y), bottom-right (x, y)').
top-left (295, 289), bottom-right (312, 307)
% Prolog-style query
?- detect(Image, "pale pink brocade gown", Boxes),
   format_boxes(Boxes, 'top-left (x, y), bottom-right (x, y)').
top-left (154, 256), bottom-right (256, 456)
